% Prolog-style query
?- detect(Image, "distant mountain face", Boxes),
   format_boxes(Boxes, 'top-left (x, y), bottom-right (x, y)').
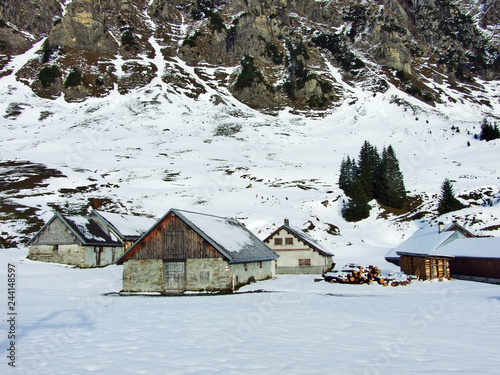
top-left (0, 0), bottom-right (499, 110)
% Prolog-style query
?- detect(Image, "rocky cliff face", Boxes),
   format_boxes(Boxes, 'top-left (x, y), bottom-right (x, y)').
top-left (0, 0), bottom-right (499, 108)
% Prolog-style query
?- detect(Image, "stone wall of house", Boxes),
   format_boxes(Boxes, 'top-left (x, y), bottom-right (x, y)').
top-left (30, 217), bottom-right (80, 245)
top-left (29, 244), bottom-right (122, 267)
top-left (29, 244), bottom-right (85, 266)
top-left (186, 258), bottom-right (232, 291)
top-left (230, 260), bottom-right (275, 289)
top-left (122, 259), bottom-right (165, 292)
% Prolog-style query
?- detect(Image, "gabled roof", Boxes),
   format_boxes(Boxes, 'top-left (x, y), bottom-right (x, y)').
top-left (27, 211), bottom-right (122, 247)
top-left (392, 223), bottom-right (468, 258)
top-left (117, 209), bottom-right (278, 264)
top-left (91, 210), bottom-right (157, 241)
top-left (263, 221), bottom-right (334, 257)
top-left (438, 237), bottom-right (500, 259)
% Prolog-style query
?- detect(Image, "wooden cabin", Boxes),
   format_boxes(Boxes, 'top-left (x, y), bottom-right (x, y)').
top-left (392, 222), bottom-right (500, 283)
top-left (263, 219), bottom-right (334, 274)
top-left (393, 222), bottom-right (471, 280)
top-left (385, 222), bottom-right (474, 268)
top-left (27, 211), bottom-right (123, 267)
top-left (116, 209), bottom-right (279, 294)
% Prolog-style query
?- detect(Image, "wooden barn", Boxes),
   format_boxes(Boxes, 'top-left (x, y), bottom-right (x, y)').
top-left (116, 209), bottom-right (279, 294)
top-left (385, 222), bottom-right (474, 267)
top-left (444, 238), bottom-right (500, 284)
top-left (27, 211), bottom-right (123, 267)
top-left (391, 222), bottom-right (472, 280)
top-left (390, 222), bottom-right (500, 283)
top-left (263, 219), bottom-right (334, 274)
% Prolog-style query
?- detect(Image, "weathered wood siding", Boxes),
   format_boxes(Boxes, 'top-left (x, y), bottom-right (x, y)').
top-left (400, 255), bottom-right (450, 280)
top-left (450, 257), bottom-right (500, 281)
top-left (123, 212), bottom-right (223, 261)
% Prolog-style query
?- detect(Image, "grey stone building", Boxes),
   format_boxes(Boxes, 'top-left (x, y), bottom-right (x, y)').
top-left (116, 209), bottom-right (279, 294)
top-left (27, 211), bottom-right (123, 267)
top-left (27, 210), bottom-right (155, 267)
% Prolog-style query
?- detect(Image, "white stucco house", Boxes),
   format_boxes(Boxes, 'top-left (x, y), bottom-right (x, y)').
top-left (263, 219), bottom-right (334, 274)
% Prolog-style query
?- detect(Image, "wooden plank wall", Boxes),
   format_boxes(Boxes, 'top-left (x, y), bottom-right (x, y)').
top-left (450, 258), bottom-right (500, 279)
top-left (123, 212), bottom-right (222, 261)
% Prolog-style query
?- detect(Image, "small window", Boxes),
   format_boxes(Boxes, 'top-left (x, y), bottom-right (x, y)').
top-left (52, 245), bottom-right (59, 252)
top-left (200, 271), bottom-right (210, 283)
top-left (244, 262), bottom-right (248, 271)
top-left (259, 261), bottom-right (263, 269)
top-left (285, 237), bottom-right (294, 245)
top-left (274, 238), bottom-right (283, 245)
top-left (298, 259), bottom-right (311, 266)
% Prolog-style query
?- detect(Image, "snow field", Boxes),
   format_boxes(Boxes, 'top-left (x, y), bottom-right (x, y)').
top-left (2, 249), bottom-right (500, 375)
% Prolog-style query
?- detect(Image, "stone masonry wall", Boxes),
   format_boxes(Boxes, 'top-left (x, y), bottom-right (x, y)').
top-left (122, 259), bottom-right (165, 292)
top-left (186, 258), bottom-right (232, 291)
top-left (230, 260), bottom-right (275, 289)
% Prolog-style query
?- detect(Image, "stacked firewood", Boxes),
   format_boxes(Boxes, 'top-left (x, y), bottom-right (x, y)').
top-left (317, 264), bottom-right (415, 287)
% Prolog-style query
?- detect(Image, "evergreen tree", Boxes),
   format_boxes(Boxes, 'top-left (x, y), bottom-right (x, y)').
top-left (342, 179), bottom-right (371, 221)
top-left (338, 155), bottom-right (357, 196)
top-left (437, 178), bottom-right (465, 215)
top-left (375, 146), bottom-right (406, 209)
top-left (479, 118), bottom-right (500, 141)
top-left (357, 141), bottom-right (380, 199)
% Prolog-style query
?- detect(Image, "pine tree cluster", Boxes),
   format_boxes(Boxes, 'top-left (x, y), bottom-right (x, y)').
top-left (339, 141), bottom-right (406, 221)
top-left (437, 178), bottom-right (465, 215)
top-left (478, 118), bottom-right (500, 142)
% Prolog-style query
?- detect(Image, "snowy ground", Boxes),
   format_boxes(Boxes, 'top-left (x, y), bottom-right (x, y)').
top-left (2, 248), bottom-right (500, 375)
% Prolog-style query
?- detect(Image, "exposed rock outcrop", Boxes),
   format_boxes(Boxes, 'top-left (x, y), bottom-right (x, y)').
top-left (0, 0), bottom-right (499, 108)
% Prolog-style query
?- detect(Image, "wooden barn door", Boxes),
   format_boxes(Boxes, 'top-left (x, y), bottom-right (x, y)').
top-left (164, 261), bottom-right (186, 293)
top-left (164, 229), bottom-right (186, 293)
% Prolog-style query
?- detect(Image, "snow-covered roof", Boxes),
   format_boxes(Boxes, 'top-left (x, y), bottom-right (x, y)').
top-left (92, 210), bottom-right (157, 239)
top-left (174, 209), bottom-right (278, 263)
top-left (287, 225), bottom-right (334, 256)
top-left (438, 238), bottom-right (500, 259)
top-left (63, 215), bottom-right (115, 244)
top-left (394, 226), bottom-right (459, 257)
top-left (389, 223), bottom-right (500, 260)
top-left (27, 212), bottom-right (123, 246)
top-left (117, 209), bottom-right (278, 264)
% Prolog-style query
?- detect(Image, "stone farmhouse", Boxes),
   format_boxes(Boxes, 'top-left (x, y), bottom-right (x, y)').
top-left (263, 219), bottom-right (334, 274)
top-left (27, 209), bottom-right (155, 267)
top-left (116, 209), bottom-right (279, 294)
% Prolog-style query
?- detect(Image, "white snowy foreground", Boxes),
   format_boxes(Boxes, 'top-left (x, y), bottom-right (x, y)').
top-left (2, 248), bottom-right (500, 375)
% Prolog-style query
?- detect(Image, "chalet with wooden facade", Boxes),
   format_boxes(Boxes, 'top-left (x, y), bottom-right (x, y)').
top-left (388, 222), bottom-right (473, 280)
top-left (387, 222), bottom-right (500, 283)
top-left (263, 219), bottom-right (334, 274)
top-left (28, 210), bottom-right (155, 267)
top-left (27, 211), bottom-right (123, 267)
top-left (116, 209), bottom-right (279, 294)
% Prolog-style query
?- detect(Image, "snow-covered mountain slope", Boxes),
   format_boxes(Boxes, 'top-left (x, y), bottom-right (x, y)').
top-left (1, 0), bottom-right (500, 264)
top-left (1, 28), bottom-right (499, 265)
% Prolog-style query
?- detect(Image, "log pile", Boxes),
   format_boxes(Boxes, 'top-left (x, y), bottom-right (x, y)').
top-left (317, 264), bottom-right (415, 287)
